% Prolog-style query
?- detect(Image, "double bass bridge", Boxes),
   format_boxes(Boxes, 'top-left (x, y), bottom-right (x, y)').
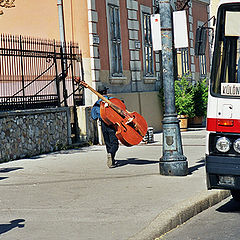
top-left (124, 117), bottom-right (145, 138)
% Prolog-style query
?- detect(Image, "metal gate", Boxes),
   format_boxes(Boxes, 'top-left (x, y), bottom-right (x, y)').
top-left (0, 34), bottom-right (85, 143)
top-left (0, 34), bottom-right (84, 111)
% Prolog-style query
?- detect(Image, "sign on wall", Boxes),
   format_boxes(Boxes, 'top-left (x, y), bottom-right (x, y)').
top-left (151, 14), bottom-right (162, 51)
top-left (173, 10), bottom-right (189, 48)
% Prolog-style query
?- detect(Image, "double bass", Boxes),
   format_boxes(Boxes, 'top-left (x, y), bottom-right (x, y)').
top-left (78, 81), bottom-right (148, 147)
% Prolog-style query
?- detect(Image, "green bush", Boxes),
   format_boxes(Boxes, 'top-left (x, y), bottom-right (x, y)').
top-left (174, 75), bottom-right (195, 118)
top-left (159, 76), bottom-right (208, 118)
top-left (192, 78), bottom-right (208, 117)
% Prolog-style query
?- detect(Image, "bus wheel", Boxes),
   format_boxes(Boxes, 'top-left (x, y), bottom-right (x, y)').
top-left (231, 190), bottom-right (240, 202)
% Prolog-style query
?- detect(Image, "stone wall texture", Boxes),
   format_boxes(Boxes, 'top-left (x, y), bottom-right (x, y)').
top-left (0, 108), bottom-right (71, 162)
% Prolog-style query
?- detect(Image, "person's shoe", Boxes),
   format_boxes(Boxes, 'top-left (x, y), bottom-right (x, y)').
top-left (107, 153), bottom-right (117, 168)
top-left (107, 153), bottom-right (113, 168)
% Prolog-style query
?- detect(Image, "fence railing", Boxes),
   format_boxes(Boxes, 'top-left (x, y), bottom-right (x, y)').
top-left (0, 34), bottom-right (84, 111)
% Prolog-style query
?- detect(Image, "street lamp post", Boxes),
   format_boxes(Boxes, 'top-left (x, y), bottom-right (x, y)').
top-left (156, 0), bottom-right (188, 176)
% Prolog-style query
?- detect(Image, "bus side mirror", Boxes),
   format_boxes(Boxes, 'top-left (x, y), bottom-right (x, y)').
top-left (213, 16), bottom-right (216, 27)
top-left (195, 27), bottom-right (207, 55)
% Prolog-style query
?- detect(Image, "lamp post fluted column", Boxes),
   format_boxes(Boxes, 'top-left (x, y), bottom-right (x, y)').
top-left (158, 0), bottom-right (188, 176)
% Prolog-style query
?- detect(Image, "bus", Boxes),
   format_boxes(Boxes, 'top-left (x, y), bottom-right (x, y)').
top-left (205, 0), bottom-right (240, 201)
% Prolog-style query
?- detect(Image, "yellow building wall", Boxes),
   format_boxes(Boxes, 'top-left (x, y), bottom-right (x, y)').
top-left (211, 0), bottom-right (220, 18)
top-left (0, 0), bottom-right (59, 39)
top-left (66, 0), bottom-right (90, 58)
top-left (0, 0), bottom-right (90, 58)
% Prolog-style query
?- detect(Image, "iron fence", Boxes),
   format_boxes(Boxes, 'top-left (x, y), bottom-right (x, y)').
top-left (0, 34), bottom-right (84, 111)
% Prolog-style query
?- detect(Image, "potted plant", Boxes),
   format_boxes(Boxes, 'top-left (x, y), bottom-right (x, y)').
top-left (174, 75), bottom-right (195, 131)
top-left (190, 78), bottom-right (208, 126)
top-left (159, 75), bottom-right (195, 131)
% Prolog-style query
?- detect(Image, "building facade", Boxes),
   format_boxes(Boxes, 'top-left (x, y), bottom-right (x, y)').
top-left (175, 0), bottom-right (211, 81)
top-left (0, 0), bottom-right (211, 132)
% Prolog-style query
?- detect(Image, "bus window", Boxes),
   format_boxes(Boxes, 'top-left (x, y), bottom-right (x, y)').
top-left (212, 36), bottom-right (240, 94)
top-left (237, 54), bottom-right (240, 83)
top-left (211, 8), bottom-right (240, 97)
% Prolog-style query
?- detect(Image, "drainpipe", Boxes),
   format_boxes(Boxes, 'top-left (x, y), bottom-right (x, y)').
top-left (57, 0), bottom-right (68, 106)
top-left (57, 0), bottom-right (66, 49)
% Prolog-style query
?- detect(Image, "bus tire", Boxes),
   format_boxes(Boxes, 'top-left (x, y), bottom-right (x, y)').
top-left (231, 190), bottom-right (240, 202)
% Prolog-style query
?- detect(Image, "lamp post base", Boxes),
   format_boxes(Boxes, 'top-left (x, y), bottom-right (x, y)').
top-left (159, 161), bottom-right (188, 176)
top-left (160, 113), bottom-right (188, 176)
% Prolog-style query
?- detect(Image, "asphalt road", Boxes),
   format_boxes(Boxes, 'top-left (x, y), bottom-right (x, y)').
top-left (0, 129), bottom-right (220, 240)
top-left (160, 197), bottom-right (240, 240)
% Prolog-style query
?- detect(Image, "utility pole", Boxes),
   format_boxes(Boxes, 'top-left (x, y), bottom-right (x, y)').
top-left (156, 0), bottom-right (188, 176)
top-left (57, 0), bottom-right (68, 107)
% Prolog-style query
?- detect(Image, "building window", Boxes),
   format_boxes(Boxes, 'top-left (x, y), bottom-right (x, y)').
top-left (199, 55), bottom-right (206, 78)
top-left (142, 13), bottom-right (154, 76)
top-left (181, 48), bottom-right (189, 75)
top-left (108, 4), bottom-right (123, 77)
top-left (197, 20), bottom-right (207, 79)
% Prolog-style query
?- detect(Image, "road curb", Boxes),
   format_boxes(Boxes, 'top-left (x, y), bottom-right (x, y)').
top-left (128, 190), bottom-right (231, 240)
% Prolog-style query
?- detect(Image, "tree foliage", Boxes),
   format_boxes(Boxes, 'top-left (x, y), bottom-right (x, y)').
top-left (0, 0), bottom-right (15, 15)
top-left (159, 75), bottom-right (209, 118)
top-left (192, 78), bottom-right (208, 117)
top-left (174, 75), bottom-right (195, 117)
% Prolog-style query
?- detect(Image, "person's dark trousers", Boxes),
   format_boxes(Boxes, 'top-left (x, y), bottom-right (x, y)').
top-left (101, 120), bottom-right (119, 160)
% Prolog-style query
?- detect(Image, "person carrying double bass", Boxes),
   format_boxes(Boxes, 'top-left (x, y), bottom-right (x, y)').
top-left (91, 86), bottom-right (119, 168)
top-left (75, 78), bottom-right (148, 167)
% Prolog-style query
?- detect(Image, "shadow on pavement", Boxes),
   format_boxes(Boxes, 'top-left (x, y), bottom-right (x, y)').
top-left (188, 158), bottom-right (205, 175)
top-left (0, 177), bottom-right (8, 181)
top-left (117, 158), bottom-right (159, 167)
top-left (184, 127), bottom-right (206, 132)
top-left (197, 159), bottom-right (205, 163)
top-left (188, 163), bottom-right (205, 175)
top-left (216, 199), bottom-right (240, 213)
top-left (0, 219), bottom-right (25, 235)
top-left (0, 167), bottom-right (23, 173)
top-left (29, 147), bottom-right (103, 160)
top-left (0, 167), bottom-right (23, 181)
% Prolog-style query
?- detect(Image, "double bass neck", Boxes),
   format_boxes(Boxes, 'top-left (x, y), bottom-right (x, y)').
top-left (79, 80), bottom-right (128, 118)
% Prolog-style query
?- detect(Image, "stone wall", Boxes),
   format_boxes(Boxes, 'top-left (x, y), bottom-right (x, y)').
top-left (0, 108), bottom-right (71, 162)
